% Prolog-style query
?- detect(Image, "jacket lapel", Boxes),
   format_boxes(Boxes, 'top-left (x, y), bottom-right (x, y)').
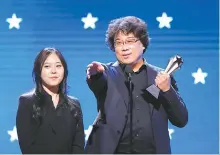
top-left (145, 61), bottom-right (162, 110)
top-left (110, 61), bottom-right (130, 109)
top-left (145, 61), bottom-right (158, 87)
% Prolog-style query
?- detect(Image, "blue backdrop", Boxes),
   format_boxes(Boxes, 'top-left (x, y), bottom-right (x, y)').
top-left (0, 0), bottom-right (219, 154)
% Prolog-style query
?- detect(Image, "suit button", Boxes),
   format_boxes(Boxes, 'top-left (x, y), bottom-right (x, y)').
top-left (137, 108), bottom-right (139, 110)
top-left (117, 130), bottom-right (121, 134)
top-left (136, 133), bottom-right (139, 137)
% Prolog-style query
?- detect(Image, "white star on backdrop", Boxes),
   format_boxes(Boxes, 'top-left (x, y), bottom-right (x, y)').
top-left (7, 126), bottom-right (18, 142)
top-left (168, 128), bottom-right (174, 139)
top-left (81, 13), bottom-right (98, 29)
top-left (156, 12), bottom-right (173, 29)
top-left (192, 68), bottom-right (208, 84)
top-left (84, 125), bottom-right (93, 141)
top-left (6, 13), bottom-right (22, 29)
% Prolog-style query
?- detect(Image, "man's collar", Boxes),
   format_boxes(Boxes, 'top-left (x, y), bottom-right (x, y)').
top-left (118, 58), bottom-right (147, 72)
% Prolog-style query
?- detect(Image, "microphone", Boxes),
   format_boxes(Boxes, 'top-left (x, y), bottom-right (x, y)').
top-left (124, 64), bottom-right (133, 153)
top-left (124, 65), bottom-right (133, 80)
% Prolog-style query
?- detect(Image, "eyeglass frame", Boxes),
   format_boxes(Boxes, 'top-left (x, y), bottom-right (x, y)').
top-left (114, 38), bottom-right (140, 48)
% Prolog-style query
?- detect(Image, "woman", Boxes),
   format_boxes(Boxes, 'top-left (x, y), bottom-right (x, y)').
top-left (16, 47), bottom-right (85, 154)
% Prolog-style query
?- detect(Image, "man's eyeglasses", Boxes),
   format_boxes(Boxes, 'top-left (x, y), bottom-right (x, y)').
top-left (114, 38), bottom-right (140, 47)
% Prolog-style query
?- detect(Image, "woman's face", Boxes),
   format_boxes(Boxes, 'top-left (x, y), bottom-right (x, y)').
top-left (41, 53), bottom-right (64, 89)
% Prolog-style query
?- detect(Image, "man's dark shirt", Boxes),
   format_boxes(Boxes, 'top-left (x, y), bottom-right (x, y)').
top-left (115, 64), bottom-right (156, 154)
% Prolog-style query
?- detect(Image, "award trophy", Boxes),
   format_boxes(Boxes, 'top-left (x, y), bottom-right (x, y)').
top-left (146, 55), bottom-right (183, 99)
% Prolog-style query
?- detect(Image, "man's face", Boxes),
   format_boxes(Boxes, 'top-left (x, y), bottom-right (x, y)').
top-left (114, 31), bottom-right (145, 65)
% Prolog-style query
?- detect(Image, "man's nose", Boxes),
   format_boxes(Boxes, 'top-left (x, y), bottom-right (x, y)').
top-left (121, 44), bottom-right (129, 51)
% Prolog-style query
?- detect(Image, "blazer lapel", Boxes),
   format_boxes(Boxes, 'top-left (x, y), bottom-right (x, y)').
top-left (145, 61), bottom-right (162, 110)
top-left (110, 61), bottom-right (130, 109)
top-left (145, 62), bottom-right (158, 87)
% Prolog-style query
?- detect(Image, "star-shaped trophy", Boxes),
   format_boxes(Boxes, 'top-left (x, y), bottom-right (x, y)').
top-left (146, 55), bottom-right (183, 99)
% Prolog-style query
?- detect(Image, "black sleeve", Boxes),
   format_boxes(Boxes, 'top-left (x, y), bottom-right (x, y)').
top-left (16, 96), bottom-right (43, 154)
top-left (72, 100), bottom-right (85, 154)
top-left (86, 72), bottom-right (108, 111)
top-left (161, 76), bottom-right (188, 127)
top-left (87, 72), bottom-right (107, 96)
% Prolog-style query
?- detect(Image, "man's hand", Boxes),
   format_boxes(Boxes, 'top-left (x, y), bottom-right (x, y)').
top-left (86, 61), bottom-right (105, 79)
top-left (155, 71), bottom-right (171, 92)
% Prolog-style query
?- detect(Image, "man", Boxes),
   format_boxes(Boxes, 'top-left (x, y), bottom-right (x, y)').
top-left (85, 16), bottom-right (188, 154)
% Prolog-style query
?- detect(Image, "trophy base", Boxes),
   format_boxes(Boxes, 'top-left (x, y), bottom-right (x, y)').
top-left (146, 84), bottom-right (160, 99)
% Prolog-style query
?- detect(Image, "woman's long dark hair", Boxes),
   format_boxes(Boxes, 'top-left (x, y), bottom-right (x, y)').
top-left (32, 47), bottom-right (68, 121)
